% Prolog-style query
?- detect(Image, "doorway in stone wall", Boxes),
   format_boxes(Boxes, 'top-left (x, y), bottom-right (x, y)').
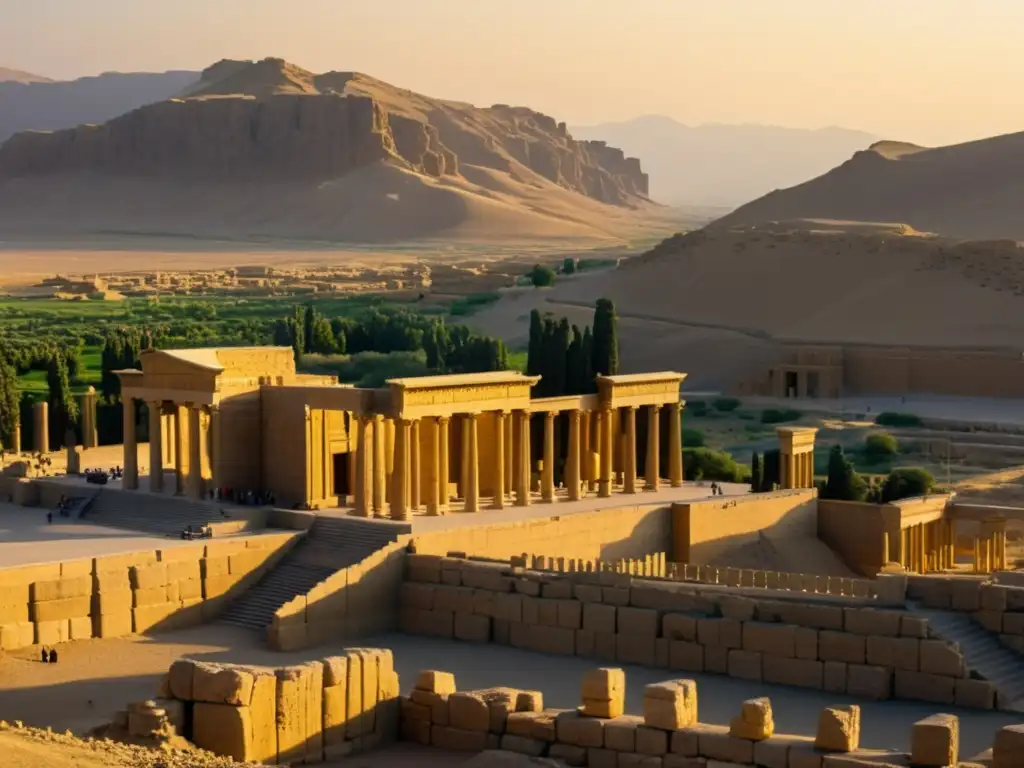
top-left (333, 452), bottom-right (351, 497)
top-left (785, 371), bottom-right (798, 398)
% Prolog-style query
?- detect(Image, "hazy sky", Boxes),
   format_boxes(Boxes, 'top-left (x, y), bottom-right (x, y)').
top-left (4, 0), bottom-right (1021, 146)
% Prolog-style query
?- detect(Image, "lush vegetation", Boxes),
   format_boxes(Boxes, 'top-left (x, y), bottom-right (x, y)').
top-left (712, 397), bottom-right (741, 412)
top-left (760, 408), bottom-right (801, 424)
top-left (683, 447), bottom-right (749, 483)
top-left (876, 411), bottom-right (923, 428)
top-left (864, 431), bottom-right (899, 461)
top-left (528, 265), bottom-right (557, 287)
top-left (526, 298), bottom-right (619, 397)
top-left (819, 443), bottom-right (935, 503)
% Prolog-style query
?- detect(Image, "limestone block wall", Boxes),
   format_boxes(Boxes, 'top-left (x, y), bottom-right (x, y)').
top-left (0, 532), bottom-right (300, 651)
top-left (413, 503), bottom-right (672, 562)
top-left (151, 648), bottom-right (399, 762)
top-left (268, 538), bottom-right (410, 652)
top-left (400, 555), bottom-right (996, 710)
top-left (907, 574), bottom-right (1024, 657)
top-left (817, 499), bottom-right (896, 577)
top-left (400, 666), bottom-right (1000, 767)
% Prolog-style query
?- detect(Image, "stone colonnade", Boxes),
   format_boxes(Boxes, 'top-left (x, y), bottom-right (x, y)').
top-left (777, 427), bottom-right (818, 490)
top-left (122, 396), bottom-right (217, 499)
top-left (973, 517), bottom-right (1008, 573)
top-left (352, 402), bottom-right (685, 521)
top-left (19, 387), bottom-right (99, 455)
top-left (885, 518), bottom-right (956, 574)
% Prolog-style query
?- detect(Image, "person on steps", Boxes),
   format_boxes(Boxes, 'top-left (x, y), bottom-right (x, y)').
top-left (48, 648), bottom-right (58, 664)
top-left (40, 647), bottom-right (49, 663)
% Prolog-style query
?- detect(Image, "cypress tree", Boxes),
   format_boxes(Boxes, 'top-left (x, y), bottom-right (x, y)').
top-left (292, 307), bottom-right (306, 360)
top-left (581, 326), bottom-right (595, 393)
top-left (565, 325), bottom-right (585, 395)
top-left (750, 452), bottom-right (762, 494)
top-left (592, 298), bottom-right (619, 377)
top-left (0, 355), bottom-right (19, 451)
top-left (822, 445), bottom-right (866, 501)
top-left (303, 305), bottom-right (316, 354)
top-left (551, 318), bottom-right (571, 396)
top-left (761, 449), bottom-right (781, 491)
top-left (46, 352), bottom-right (78, 448)
top-left (526, 310), bottom-right (543, 386)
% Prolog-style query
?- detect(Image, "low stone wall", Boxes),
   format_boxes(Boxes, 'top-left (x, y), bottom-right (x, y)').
top-left (666, 562), bottom-right (875, 599)
top-left (268, 537), bottom-right (411, 652)
top-left (400, 555), bottom-right (995, 709)
top-left (128, 649), bottom-right (399, 763)
top-left (907, 573), bottom-right (1024, 655)
top-left (0, 532), bottom-right (300, 650)
top-left (401, 666), bottom-right (1004, 767)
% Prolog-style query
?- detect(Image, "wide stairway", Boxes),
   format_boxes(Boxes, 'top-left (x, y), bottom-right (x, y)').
top-left (218, 516), bottom-right (406, 630)
top-left (81, 489), bottom-right (230, 536)
top-left (912, 602), bottom-right (1024, 711)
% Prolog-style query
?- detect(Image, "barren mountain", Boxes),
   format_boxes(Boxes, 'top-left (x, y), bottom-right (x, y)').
top-left (0, 67), bottom-right (53, 84)
top-left (0, 58), bottom-right (659, 245)
top-left (712, 133), bottom-right (1024, 240)
top-left (571, 116), bottom-right (876, 207)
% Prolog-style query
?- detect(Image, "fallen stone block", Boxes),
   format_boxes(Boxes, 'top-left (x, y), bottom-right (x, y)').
top-left (416, 669), bottom-right (456, 694)
top-left (643, 679), bottom-right (698, 731)
top-left (911, 714), bottom-right (958, 768)
top-left (815, 705), bottom-right (860, 752)
top-left (729, 697), bottom-right (774, 741)
top-left (993, 724), bottom-right (1024, 768)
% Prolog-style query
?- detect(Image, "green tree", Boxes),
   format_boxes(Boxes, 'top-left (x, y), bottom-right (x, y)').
top-left (562, 257), bottom-right (577, 275)
top-left (750, 452), bottom-right (762, 493)
top-left (821, 445), bottom-right (867, 501)
top-left (761, 449), bottom-right (780, 491)
top-left (879, 468), bottom-right (935, 502)
top-left (46, 352), bottom-right (79, 448)
top-left (864, 432), bottom-right (899, 461)
top-left (0, 355), bottom-right (19, 450)
top-left (526, 310), bottom-right (543, 382)
top-left (565, 325), bottom-right (586, 395)
top-left (308, 314), bottom-right (337, 354)
top-left (529, 265), bottom-right (556, 287)
top-left (592, 298), bottom-right (619, 377)
top-left (581, 326), bottom-right (595, 393)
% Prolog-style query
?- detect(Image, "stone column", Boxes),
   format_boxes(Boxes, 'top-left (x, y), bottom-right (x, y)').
top-left (504, 411), bottom-right (514, 499)
top-left (80, 387), bottom-right (98, 449)
top-left (465, 413), bottom-right (480, 513)
top-left (515, 409), bottom-right (531, 507)
top-left (598, 409), bottom-right (613, 498)
top-left (354, 416), bottom-right (373, 517)
top-left (668, 402), bottom-right (684, 487)
top-left (542, 411), bottom-right (556, 502)
top-left (208, 404), bottom-right (223, 495)
top-left (426, 417), bottom-right (441, 516)
top-left (391, 419), bottom-right (410, 521)
top-left (623, 406), bottom-right (637, 494)
top-left (122, 397), bottom-right (137, 490)
top-left (437, 416), bottom-right (450, 513)
top-left (33, 401), bottom-right (49, 454)
top-left (580, 410), bottom-right (594, 491)
top-left (881, 531), bottom-right (890, 565)
top-left (147, 401), bottom-right (163, 493)
top-left (372, 415), bottom-right (387, 516)
top-left (492, 411), bottom-right (506, 510)
top-left (187, 405), bottom-right (204, 499)
top-left (172, 405), bottom-right (186, 495)
top-left (645, 405), bottom-right (661, 490)
top-left (410, 419), bottom-right (421, 513)
top-left (567, 409), bottom-right (582, 501)
top-left (460, 415), bottom-right (471, 500)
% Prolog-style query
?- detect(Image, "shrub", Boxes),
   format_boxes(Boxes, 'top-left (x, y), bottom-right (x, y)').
top-left (449, 292), bottom-right (500, 316)
top-left (528, 265), bottom-right (556, 287)
top-left (561, 257), bottom-right (577, 275)
top-left (712, 397), bottom-right (741, 412)
top-left (761, 408), bottom-right (801, 424)
top-left (687, 400), bottom-right (708, 417)
top-left (682, 428), bottom-right (705, 448)
top-left (864, 431), bottom-right (899, 460)
top-left (683, 448), bottom-right (748, 483)
top-left (879, 467), bottom-right (936, 502)
top-left (876, 411), bottom-right (922, 428)
top-left (820, 445), bottom-right (867, 501)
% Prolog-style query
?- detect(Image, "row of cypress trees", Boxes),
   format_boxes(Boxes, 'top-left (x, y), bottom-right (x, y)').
top-left (526, 298), bottom-right (619, 397)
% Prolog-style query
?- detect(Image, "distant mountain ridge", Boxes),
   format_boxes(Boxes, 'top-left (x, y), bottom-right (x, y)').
top-left (0, 67), bottom-right (54, 84)
top-left (711, 130), bottom-right (1024, 240)
top-left (570, 115), bottom-right (877, 207)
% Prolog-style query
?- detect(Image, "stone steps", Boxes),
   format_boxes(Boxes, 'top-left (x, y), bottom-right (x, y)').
top-left (218, 516), bottom-right (404, 630)
top-left (81, 489), bottom-right (228, 536)
top-left (911, 601), bottom-right (1024, 710)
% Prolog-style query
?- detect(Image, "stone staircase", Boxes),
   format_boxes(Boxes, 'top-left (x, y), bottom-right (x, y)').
top-left (217, 516), bottom-right (407, 630)
top-left (912, 601), bottom-right (1024, 711)
top-left (81, 489), bottom-right (229, 536)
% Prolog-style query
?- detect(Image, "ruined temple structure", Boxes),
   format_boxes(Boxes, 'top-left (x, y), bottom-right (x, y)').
top-left (115, 347), bottom-right (685, 517)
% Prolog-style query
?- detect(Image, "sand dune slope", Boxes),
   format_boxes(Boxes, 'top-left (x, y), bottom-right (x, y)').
top-left (713, 134), bottom-right (1024, 240)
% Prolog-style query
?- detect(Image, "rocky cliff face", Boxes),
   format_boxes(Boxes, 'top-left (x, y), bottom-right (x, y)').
top-left (0, 58), bottom-right (648, 206)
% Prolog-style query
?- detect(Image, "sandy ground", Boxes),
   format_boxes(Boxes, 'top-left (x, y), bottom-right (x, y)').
top-left (0, 626), bottom-right (1015, 757)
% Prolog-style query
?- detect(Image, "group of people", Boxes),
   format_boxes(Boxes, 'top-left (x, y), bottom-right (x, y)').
top-left (709, 481), bottom-right (727, 496)
top-left (180, 524), bottom-right (214, 540)
top-left (40, 647), bottom-right (58, 664)
top-left (208, 487), bottom-right (275, 506)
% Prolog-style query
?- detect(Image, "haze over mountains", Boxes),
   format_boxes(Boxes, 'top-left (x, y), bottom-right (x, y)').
top-left (712, 133), bottom-right (1024, 241)
top-left (571, 116), bottom-right (877, 207)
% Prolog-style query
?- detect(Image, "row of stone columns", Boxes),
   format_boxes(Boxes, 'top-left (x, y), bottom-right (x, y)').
top-left (14, 388), bottom-right (98, 455)
top-left (123, 398), bottom-right (216, 500)
top-left (889, 518), bottom-right (956, 574)
top-left (352, 403), bottom-right (684, 521)
top-left (782, 449), bottom-right (815, 490)
top-left (974, 518), bottom-right (1008, 573)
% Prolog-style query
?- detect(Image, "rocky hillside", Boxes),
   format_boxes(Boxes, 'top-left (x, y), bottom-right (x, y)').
top-left (0, 58), bottom-right (648, 206)
top-left (711, 132), bottom-right (1024, 240)
top-left (0, 67), bottom-right (53, 84)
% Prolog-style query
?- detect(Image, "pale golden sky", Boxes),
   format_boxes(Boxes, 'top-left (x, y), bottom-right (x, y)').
top-left (5, 0), bottom-right (1020, 146)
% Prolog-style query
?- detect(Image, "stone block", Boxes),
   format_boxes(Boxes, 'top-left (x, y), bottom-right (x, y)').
top-left (577, 628), bottom-right (596, 657)
top-left (656, 638), bottom-right (669, 668)
top-left (795, 628), bottom-right (818, 660)
top-left (35, 618), bottom-right (69, 645)
top-left (637, 725), bottom-right (669, 756)
top-left (193, 662), bottom-right (254, 705)
top-left (843, 609), bottom-right (901, 637)
top-left (617, 633), bottom-right (656, 666)
top-left (538, 598), bottom-right (560, 626)
top-left (0, 583), bottom-right (29, 606)
top-left (400, 608), bottom-right (454, 638)
top-left (950, 581), bottom-right (982, 612)
top-left (844, 665), bottom-right (892, 701)
top-left (448, 691), bottom-right (489, 732)
top-left (743, 622), bottom-right (797, 658)
top-left (31, 576), bottom-right (92, 602)
top-left (430, 725), bottom-right (488, 751)
top-left (131, 563), bottom-right (168, 590)
top-left (410, 689), bottom-right (449, 725)
top-left (823, 662), bottom-right (846, 694)
top-left (192, 702), bottom-right (253, 762)
top-left (605, 716), bottom-right (643, 752)
top-left (669, 641), bottom-right (704, 673)
top-left (558, 599), bottom-right (584, 630)
top-left (575, 583), bottom-right (604, 602)
top-left (542, 579), bottom-right (573, 599)
top-left (753, 735), bottom-right (817, 768)
top-left (416, 669), bottom-right (456, 694)
top-left (699, 725), bottom-right (755, 764)
top-left (494, 592), bottom-right (524, 623)
top-left (981, 585), bottom-right (1009, 612)
top-left (556, 710), bottom-right (606, 747)
top-left (132, 602), bottom-right (177, 633)
top-left (407, 554), bottom-right (442, 583)
top-left (604, 587), bottom-right (631, 606)
top-left (919, 640), bottom-right (964, 678)
top-left (0, 621), bottom-right (34, 650)
top-left (762, 657), bottom-right (823, 690)
top-left (400, 712), bottom-right (431, 745)
top-left (581, 667), bottom-right (626, 718)
top-left (704, 647), bottom-right (728, 675)
top-left (911, 714), bottom-right (958, 767)
top-left (664, 613), bottom-right (699, 642)
top-left (974, 610), bottom-right (1004, 633)
top-left (0, 602), bottom-right (28, 624)
top-left (780, 604), bottom-right (844, 631)
top-left (473, 589), bottom-right (496, 617)
top-left (619, 606), bottom-right (659, 637)
top-left (246, 668), bottom-right (277, 763)
top-left (596, 632), bottom-right (618, 662)
top-left (401, 582), bottom-right (436, 610)
top-left (1004, 613), bottom-right (1024, 636)
top-left (864, 635), bottom-right (919, 671)
top-left (68, 615), bottom-right (93, 640)
top-left (954, 678), bottom-right (995, 710)
top-left (900, 615), bottom-right (929, 638)
top-left (549, 743), bottom-right (588, 766)
top-left (815, 705), bottom-right (860, 752)
top-left (589, 747), bottom-right (620, 768)
top-left (819, 632), bottom-right (866, 664)
top-left (94, 611), bottom-right (132, 638)
top-left (454, 612), bottom-right (491, 643)
top-left (166, 559), bottom-right (201, 582)
top-left (529, 624), bottom-right (576, 655)
top-left (586, 603), bottom-right (619, 635)
top-left (729, 697), bottom-right (774, 741)
top-left (728, 650), bottom-right (762, 682)
top-left (133, 586), bottom-right (170, 608)
top-left (500, 733), bottom-right (547, 756)
top-left (720, 596), bottom-right (757, 621)
top-left (643, 680), bottom-right (698, 731)
top-left (275, 665), bottom-right (310, 764)
top-left (994, 725), bottom-right (1024, 768)
top-left (32, 596), bottom-right (91, 622)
